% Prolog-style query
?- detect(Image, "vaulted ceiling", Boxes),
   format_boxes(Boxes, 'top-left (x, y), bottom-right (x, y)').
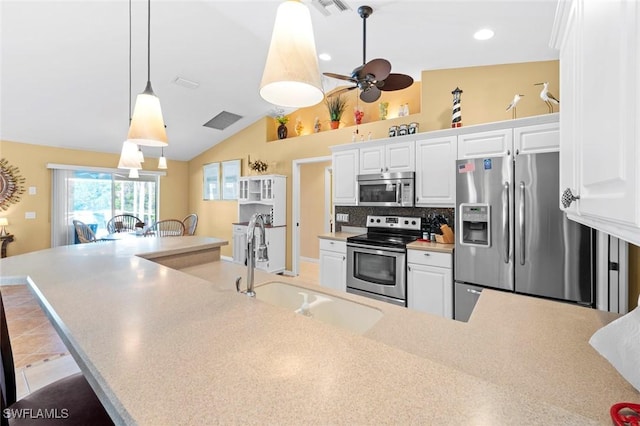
top-left (0, 0), bottom-right (559, 161)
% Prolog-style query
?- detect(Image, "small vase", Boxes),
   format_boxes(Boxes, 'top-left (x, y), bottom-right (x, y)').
top-left (330, 120), bottom-right (340, 130)
top-left (277, 124), bottom-right (287, 139)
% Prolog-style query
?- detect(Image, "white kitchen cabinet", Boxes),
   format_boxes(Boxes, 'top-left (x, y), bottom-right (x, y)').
top-left (237, 175), bottom-right (286, 226)
top-left (552, 0), bottom-right (640, 245)
top-left (332, 148), bottom-right (359, 206)
top-left (359, 140), bottom-right (415, 174)
top-left (232, 224), bottom-right (285, 273)
top-left (232, 224), bottom-right (247, 265)
top-left (318, 238), bottom-right (346, 292)
top-left (255, 226), bottom-right (286, 274)
top-left (457, 129), bottom-right (512, 159)
top-left (407, 249), bottom-right (453, 319)
top-left (415, 136), bottom-right (457, 207)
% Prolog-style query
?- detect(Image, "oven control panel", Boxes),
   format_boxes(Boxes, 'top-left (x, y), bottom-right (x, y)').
top-left (366, 215), bottom-right (421, 230)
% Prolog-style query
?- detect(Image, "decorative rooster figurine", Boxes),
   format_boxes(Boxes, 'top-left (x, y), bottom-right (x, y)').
top-left (535, 82), bottom-right (559, 113)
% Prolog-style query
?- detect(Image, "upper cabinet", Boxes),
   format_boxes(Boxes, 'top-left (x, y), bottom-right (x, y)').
top-left (332, 148), bottom-right (359, 206)
top-left (415, 136), bottom-right (457, 207)
top-left (457, 129), bottom-right (513, 159)
top-left (552, 0), bottom-right (640, 245)
top-left (359, 141), bottom-right (415, 174)
top-left (237, 175), bottom-right (286, 226)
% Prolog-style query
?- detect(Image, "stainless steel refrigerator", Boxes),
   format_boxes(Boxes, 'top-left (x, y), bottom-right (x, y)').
top-left (454, 152), bottom-right (594, 321)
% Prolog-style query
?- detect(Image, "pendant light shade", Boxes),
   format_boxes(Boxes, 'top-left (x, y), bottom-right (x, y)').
top-left (127, 82), bottom-right (167, 146)
top-left (127, 0), bottom-right (168, 147)
top-left (118, 141), bottom-right (142, 170)
top-left (136, 146), bottom-right (145, 163)
top-left (129, 168), bottom-right (140, 179)
top-left (158, 147), bottom-right (167, 169)
top-left (259, 0), bottom-right (323, 108)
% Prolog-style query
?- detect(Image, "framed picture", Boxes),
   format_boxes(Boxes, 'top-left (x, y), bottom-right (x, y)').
top-left (221, 159), bottom-right (241, 200)
top-left (202, 162), bottom-right (220, 200)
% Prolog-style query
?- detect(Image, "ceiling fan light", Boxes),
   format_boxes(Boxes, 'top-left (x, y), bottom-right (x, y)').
top-left (260, 0), bottom-right (324, 107)
top-left (118, 141), bottom-right (142, 170)
top-left (127, 82), bottom-right (168, 147)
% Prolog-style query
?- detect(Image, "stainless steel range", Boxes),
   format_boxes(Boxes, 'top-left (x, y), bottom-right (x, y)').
top-left (346, 215), bottom-right (422, 306)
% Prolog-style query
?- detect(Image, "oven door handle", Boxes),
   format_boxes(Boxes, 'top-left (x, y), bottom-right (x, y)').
top-left (347, 242), bottom-right (406, 253)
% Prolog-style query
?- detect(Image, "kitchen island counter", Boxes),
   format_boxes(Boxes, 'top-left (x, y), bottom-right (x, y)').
top-left (0, 237), bottom-right (634, 425)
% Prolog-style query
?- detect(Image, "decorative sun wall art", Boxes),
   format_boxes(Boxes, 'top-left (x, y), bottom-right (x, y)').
top-left (0, 158), bottom-right (26, 211)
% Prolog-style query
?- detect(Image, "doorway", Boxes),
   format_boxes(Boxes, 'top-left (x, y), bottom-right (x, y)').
top-left (292, 156), bottom-right (332, 278)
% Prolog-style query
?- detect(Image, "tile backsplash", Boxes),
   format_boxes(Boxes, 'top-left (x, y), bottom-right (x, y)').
top-left (334, 206), bottom-right (454, 232)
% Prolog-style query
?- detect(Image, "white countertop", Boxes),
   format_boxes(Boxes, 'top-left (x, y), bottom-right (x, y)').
top-left (0, 236), bottom-right (635, 425)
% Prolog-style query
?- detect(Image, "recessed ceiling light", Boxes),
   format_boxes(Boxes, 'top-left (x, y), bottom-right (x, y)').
top-left (473, 28), bottom-right (494, 41)
top-left (318, 53), bottom-right (332, 61)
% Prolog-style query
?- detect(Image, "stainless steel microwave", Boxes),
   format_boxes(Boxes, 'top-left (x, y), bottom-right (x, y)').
top-left (357, 172), bottom-right (414, 207)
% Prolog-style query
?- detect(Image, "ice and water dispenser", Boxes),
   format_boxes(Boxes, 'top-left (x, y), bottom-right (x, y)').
top-left (460, 204), bottom-right (490, 247)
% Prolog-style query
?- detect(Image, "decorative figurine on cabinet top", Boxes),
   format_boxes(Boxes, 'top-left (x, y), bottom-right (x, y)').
top-left (451, 87), bottom-right (463, 128)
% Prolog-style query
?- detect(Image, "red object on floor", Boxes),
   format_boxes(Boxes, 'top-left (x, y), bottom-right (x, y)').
top-left (611, 402), bottom-right (640, 425)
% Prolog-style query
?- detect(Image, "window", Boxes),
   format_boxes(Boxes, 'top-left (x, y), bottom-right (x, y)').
top-left (50, 164), bottom-right (162, 246)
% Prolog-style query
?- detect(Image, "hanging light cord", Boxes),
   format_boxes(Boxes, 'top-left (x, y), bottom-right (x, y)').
top-left (147, 0), bottom-right (151, 83)
top-left (128, 0), bottom-right (132, 120)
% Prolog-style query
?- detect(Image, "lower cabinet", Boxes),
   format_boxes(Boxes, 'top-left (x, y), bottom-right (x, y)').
top-left (232, 224), bottom-right (285, 274)
top-left (319, 239), bottom-right (346, 292)
top-left (232, 225), bottom-right (247, 265)
top-left (407, 249), bottom-right (453, 319)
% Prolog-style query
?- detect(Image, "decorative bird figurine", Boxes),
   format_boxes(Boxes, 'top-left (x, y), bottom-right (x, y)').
top-left (535, 82), bottom-right (559, 113)
top-left (506, 94), bottom-right (524, 119)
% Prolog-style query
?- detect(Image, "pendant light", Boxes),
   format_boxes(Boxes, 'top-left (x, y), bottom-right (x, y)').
top-left (118, 0), bottom-right (142, 175)
top-left (158, 147), bottom-right (167, 169)
top-left (259, 0), bottom-right (323, 108)
top-left (127, 0), bottom-right (168, 146)
top-left (136, 146), bottom-right (145, 163)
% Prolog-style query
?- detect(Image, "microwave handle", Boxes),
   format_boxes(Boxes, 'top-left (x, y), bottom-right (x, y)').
top-left (396, 183), bottom-right (402, 204)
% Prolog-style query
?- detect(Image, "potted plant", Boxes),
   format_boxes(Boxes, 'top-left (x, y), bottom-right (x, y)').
top-left (275, 114), bottom-right (289, 139)
top-left (325, 94), bottom-right (347, 129)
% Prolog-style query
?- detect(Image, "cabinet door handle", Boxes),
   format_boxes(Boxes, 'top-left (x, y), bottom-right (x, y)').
top-left (466, 288), bottom-right (482, 296)
top-left (561, 188), bottom-right (580, 208)
top-left (408, 265), bottom-right (411, 271)
top-left (423, 253), bottom-right (430, 256)
top-left (342, 256), bottom-right (345, 261)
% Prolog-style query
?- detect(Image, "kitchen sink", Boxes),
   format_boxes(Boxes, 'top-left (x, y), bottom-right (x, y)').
top-left (254, 281), bottom-right (383, 334)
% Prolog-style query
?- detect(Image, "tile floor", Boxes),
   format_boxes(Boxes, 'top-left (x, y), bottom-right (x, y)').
top-left (1, 283), bottom-right (80, 399)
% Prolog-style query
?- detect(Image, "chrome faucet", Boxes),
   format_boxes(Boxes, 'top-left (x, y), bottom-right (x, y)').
top-left (243, 213), bottom-right (268, 297)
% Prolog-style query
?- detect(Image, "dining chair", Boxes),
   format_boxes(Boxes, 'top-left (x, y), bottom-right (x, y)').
top-left (0, 292), bottom-right (113, 426)
top-left (106, 214), bottom-right (142, 234)
top-left (72, 220), bottom-right (97, 244)
top-left (147, 219), bottom-right (185, 237)
top-left (182, 214), bottom-right (198, 236)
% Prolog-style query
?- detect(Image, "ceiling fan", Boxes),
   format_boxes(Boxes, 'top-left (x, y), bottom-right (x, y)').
top-left (323, 5), bottom-right (414, 103)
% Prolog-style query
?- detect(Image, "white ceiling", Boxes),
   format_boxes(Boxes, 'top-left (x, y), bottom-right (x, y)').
top-left (0, 0), bottom-right (559, 162)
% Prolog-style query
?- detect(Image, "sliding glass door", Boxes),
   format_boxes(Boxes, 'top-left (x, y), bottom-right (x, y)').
top-left (52, 167), bottom-right (159, 245)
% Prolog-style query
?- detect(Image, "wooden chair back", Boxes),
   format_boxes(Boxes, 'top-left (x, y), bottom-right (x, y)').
top-left (73, 220), bottom-right (97, 243)
top-left (182, 214), bottom-right (198, 235)
top-left (106, 214), bottom-right (142, 234)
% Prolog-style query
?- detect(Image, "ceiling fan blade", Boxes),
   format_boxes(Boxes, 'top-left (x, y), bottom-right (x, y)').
top-left (361, 58), bottom-right (391, 82)
top-left (329, 86), bottom-right (358, 96)
top-left (323, 72), bottom-right (357, 83)
top-left (360, 86), bottom-right (381, 103)
top-left (379, 73), bottom-right (414, 91)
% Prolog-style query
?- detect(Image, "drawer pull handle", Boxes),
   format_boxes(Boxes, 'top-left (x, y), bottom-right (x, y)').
top-left (423, 253), bottom-right (430, 256)
top-left (466, 288), bottom-right (482, 296)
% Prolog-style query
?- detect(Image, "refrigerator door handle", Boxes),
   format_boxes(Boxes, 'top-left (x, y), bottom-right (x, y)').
top-left (519, 181), bottom-right (525, 265)
top-left (503, 182), bottom-right (510, 264)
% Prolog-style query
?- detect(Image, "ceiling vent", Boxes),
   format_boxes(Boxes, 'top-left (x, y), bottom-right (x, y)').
top-left (203, 111), bottom-right (243, 131)
top-left (310, 0), bottom-right (351, 16)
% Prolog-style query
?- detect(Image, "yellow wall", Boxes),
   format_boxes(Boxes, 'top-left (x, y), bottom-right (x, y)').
top-left (0, 140), bottom-right (189, 256)
top-left (2, 60), bottom-right (559, 265)
top-left (190, 60), bottom-right (559, 264)
top-left (300, 160), bottom-right (332, 259)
